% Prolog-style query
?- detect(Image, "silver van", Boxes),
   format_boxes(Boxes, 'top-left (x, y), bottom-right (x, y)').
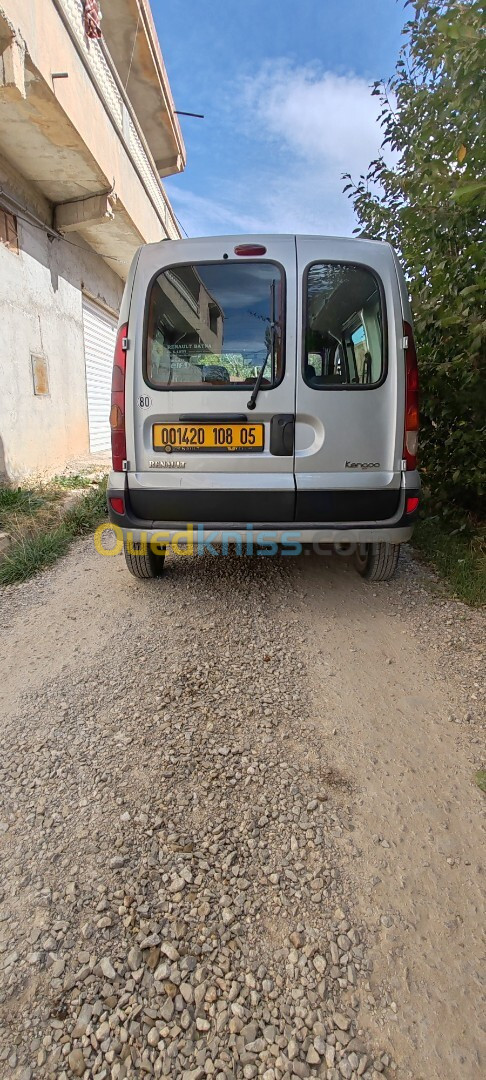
top-left (107, 235), bottom-right (420, 579)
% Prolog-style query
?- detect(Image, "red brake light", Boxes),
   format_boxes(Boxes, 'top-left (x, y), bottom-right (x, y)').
top-left (109, 497), bottom-right (125, 515)
top-left (234, 244), bottom-right (267, 256)
top-left (403, 321), bottom-right (419, 470)
top-left (111, 323), bottom-right (128, 472)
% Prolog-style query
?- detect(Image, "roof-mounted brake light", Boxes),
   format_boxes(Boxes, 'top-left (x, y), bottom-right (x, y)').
top-left (234, 244), bottom-right (267, 256)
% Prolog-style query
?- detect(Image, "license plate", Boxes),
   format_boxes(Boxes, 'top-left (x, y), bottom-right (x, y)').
top-left (152, 422), bottom-right (264, 453)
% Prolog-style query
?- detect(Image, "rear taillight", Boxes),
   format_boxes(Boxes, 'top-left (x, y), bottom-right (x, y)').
top-left (109, 497), bottom-right (125, 515)
top-left (403, 320), bottom-right (419, 470)
top-left (110, 323), bottom-right (128, 472)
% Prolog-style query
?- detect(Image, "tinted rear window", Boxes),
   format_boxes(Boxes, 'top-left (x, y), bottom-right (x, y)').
top-left (304, 262), bottom-right (385, 388)
top-left (145, 262), bottom-right (284, 389)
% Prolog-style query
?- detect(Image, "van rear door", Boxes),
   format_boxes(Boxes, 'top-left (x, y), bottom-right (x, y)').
top-left (126, 236), bottom-right (297, 525)
top-left (295, 237), bottom-right (403, 524)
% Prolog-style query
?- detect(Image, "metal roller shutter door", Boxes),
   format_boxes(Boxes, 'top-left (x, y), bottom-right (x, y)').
top-left (82, 298), bottom-right (118, 452)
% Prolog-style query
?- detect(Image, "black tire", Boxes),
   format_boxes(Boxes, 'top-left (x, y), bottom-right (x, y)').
top-left (353, 542), bottom-right (400, 582)
top-left (123, 540), bottom-right (166, 579)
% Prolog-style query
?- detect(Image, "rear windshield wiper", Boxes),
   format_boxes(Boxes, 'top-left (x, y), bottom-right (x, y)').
top-left (247, 349), bottom-right (270, 411)
top-left (247, 280), bottom-right (277, 411)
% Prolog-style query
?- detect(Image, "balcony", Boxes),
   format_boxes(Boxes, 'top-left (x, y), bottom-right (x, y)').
top-left (0, 0), bottom-right (186, 277)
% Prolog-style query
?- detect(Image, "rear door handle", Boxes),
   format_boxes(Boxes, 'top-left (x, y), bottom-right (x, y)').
top-left (270, 414), bottom-right (295, 456)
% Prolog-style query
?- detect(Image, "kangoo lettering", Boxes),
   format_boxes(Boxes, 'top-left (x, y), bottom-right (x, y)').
top-left (345, 461), bottom-right (380, 469)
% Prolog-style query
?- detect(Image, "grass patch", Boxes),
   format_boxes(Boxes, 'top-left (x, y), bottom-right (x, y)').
top-left (50, 473), bottom-right (97, 489)
top-left (62, 482), bottom-right (107, 532)
top-left (412, 513), bottom-right (485, 607)
top-left (475, 770), bottom-right (486, 795)
top-left (0, 479), bottom-right (107, 585)
top-left (0, 486), bottom-right (46, 519)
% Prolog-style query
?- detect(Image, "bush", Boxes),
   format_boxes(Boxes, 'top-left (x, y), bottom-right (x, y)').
top-left (343, 0), bottom-right (486, 516)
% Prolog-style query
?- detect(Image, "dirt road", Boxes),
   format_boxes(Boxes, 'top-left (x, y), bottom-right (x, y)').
top-left (0, 538), bottom-right (484, 1080)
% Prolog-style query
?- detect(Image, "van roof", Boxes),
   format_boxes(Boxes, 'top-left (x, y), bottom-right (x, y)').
top-left (144, 233), bottom-right (392, 253)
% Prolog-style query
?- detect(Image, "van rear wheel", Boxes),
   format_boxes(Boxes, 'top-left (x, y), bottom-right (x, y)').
top-left (123, 540), bottom-right (166, 579)
top-left (354, 542), bottom-right (400, 582)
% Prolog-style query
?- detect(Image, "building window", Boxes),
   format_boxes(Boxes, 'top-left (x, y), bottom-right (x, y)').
top-left (0, 206), bottom-right (19, 253)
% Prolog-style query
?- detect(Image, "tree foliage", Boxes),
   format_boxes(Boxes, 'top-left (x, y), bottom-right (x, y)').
top-left (343, 0), bottom-right (485, 515)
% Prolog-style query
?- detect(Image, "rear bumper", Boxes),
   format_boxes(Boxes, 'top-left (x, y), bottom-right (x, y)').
top-left (106, 474), bottom-right (420, 545)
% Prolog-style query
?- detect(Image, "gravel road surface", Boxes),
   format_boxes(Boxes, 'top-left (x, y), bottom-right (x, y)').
top-left (0, 539), bottom-right (484, 1080)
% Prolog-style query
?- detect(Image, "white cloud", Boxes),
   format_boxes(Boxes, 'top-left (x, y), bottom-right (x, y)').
top-left (167, 61), bottom-right (385, 238)
top-left (242, 61), bottom-right (383, 170)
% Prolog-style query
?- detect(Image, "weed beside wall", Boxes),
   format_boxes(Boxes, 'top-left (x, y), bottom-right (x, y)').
top-left (0, 479), bottom-right (107, 585)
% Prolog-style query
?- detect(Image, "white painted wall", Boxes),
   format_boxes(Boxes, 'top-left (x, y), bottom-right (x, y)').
top-left (0, 191), bottom-right (123, 481)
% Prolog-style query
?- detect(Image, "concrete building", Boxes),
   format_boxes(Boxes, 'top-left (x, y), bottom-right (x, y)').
top-left (0, 0), bottom-right (185, 480)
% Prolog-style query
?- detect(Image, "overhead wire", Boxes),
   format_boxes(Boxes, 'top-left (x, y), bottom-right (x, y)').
top-left (173, 211), bottom-right (189, 238)
top-left (16, 210), bottom-right (122, 262)
top-left (1, 189), bottom-right (189, 253)
top-left (124, 11), bottom-right (140, 91)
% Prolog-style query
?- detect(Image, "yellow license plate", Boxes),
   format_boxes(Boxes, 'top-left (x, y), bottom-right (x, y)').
top-left (152, 422), bottom-right (264, 453)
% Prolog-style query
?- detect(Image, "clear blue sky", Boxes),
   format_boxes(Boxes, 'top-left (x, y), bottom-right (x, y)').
top-left (152, 0), bottom-right (406, 238)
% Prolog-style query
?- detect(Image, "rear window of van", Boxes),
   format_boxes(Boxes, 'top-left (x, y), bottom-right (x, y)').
top-left (145, 261), bottom-right (284, 389)
top-left (304, 262), bottom-right (385, 388)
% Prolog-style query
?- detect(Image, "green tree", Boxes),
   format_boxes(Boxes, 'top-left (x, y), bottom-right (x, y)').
top-left (343, 0), bottom-right (486, 515)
